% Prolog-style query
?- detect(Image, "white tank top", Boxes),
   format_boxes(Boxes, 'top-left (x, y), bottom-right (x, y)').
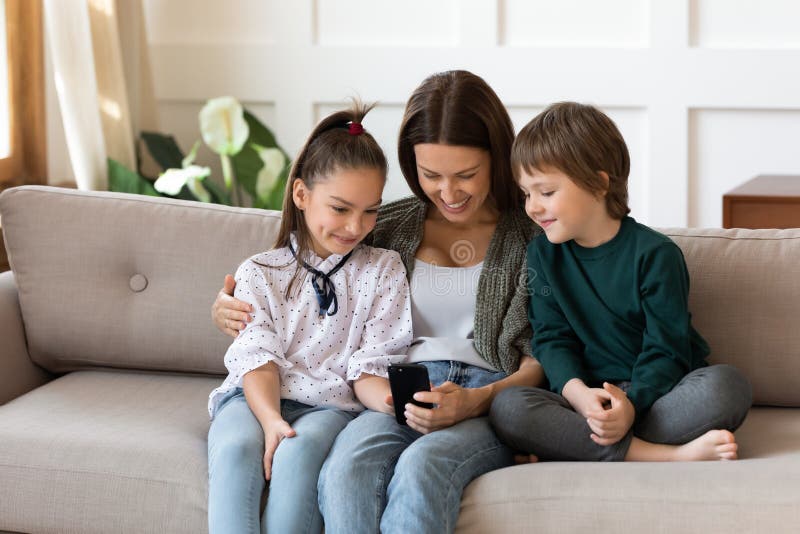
top-left (406, 258), bottom-right (498, 371)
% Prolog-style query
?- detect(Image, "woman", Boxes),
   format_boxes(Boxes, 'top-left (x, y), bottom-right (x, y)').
top-left (212, 70), bottom-right (544, 533)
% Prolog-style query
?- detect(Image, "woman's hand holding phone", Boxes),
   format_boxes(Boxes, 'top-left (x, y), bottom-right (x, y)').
top-left (403, 381), bottom-right (492, 434)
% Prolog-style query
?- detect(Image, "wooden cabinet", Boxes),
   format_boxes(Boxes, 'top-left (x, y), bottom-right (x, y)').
top-left (722, 175), bottom-right (800, 229)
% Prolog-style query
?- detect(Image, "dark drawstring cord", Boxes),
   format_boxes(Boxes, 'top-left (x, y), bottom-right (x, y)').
top-left (289, 243), bottom-right (353, 317)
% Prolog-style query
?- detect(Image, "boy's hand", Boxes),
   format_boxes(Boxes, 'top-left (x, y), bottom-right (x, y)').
top-left (562, 378), bottom-right (611, 419)
top-left (262, 418), bottom-right (296, 481)
top-left (585, 382), bottom-right (635, 446)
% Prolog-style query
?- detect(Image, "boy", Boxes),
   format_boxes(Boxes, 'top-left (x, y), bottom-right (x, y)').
top-left (490, 102), bottom-right (751, 462)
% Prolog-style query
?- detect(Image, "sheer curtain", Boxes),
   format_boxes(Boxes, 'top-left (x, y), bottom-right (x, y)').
top-left (44, 0), bottom-right (157, 190)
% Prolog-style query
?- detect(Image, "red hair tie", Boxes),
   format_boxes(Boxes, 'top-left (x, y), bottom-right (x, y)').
top-left (348, 122), bottom-right (364, 135)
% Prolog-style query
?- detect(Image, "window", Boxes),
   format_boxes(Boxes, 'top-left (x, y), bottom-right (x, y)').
top-left (0, 0), bottom-right (46, 191)
top-left (1, 0), bottom-right (45, 271)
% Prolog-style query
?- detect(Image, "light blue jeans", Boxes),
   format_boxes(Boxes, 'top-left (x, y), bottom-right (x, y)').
top-left (207, 388), bottom-right (356, 534)
top-left (318, 361), bottom-right (513, 534)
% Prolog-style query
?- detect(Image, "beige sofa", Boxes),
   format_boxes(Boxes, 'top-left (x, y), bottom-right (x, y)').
top-left (1, 185), bottom-right (799, 534)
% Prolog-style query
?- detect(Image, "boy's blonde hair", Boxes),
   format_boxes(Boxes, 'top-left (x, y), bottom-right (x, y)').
top-left (512, 102), bottom-right (630, 219)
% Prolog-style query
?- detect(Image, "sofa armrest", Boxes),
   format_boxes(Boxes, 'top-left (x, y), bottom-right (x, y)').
top-left (0, 270), bottom-right (51, 404)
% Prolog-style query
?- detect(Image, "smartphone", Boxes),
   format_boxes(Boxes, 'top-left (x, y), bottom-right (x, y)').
top-left (388, 363), bottom-right (434, 426)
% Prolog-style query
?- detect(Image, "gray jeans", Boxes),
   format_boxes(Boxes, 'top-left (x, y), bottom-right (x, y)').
top-left (489, 364), bottom-right (752, 461)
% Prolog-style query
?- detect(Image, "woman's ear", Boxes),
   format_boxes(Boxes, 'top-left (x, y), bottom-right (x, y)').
top-left (292, 178), bottom-right (309, 210)
top-left (597, 171), bottom-right (610, 197)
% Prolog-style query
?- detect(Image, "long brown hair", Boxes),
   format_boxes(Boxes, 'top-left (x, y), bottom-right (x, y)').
top-left (273, 100), bottom-right (387, 294)
top-left (511, 101), bottom-right (630, 219)
top-left (397, 70), bottom-right (522, 211)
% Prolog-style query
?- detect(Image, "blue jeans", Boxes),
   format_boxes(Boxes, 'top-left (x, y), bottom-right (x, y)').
top-left (318, 361), bottom-right (512, 534)
top-left (207, 389), bottom-right (356, 534)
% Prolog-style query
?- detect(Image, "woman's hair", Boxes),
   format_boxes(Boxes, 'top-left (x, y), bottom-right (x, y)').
top-left (511, 101), bottom-right (630, 219)
top-left (397, 70), bottom-right (522, 211)
top-left (273, 100), bottom-right (387, 294)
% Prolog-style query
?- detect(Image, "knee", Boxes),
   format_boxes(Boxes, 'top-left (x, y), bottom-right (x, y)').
top-left (489, 386), bottom-right (532, 436)
top-left (209, 431), bottom-right (262, 472)
top-left (705, 364), bottom-right (753, 425)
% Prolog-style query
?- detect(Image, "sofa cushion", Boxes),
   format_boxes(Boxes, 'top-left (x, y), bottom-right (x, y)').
top-left (0, 370), bottom-right (217, 534)
top-left (0, 186), bottom-right (280, 374)
top-left (458, 407), bottom-right (800, 532)
top-left (663, 228), bottom-right (800, 407)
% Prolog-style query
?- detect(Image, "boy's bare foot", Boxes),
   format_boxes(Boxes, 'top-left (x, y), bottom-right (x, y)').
top-left (626, 429), bottom-right (738, 461)
top-left (674, 429), bottom-right (738, 461)
top-left (514, 453), bottom-right (539, 464)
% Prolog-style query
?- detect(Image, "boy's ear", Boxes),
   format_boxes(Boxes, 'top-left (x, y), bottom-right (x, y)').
top-left (292, 178), bottom-right (310, 210)
top-left (596, 171), bottom-right (611, 197)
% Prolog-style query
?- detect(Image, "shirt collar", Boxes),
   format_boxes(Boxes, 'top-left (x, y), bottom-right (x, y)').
top-left (289, 233), bottom-right (351, 271)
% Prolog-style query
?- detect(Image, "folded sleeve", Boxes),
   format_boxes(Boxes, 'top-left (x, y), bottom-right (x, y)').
top-left (222, 259), bottom-right (292, 389)
top-left (347, 251), bottom-right (413, 381)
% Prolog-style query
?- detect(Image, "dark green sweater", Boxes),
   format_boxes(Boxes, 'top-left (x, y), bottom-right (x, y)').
top-left (527, 216), bottom-right (709, 417)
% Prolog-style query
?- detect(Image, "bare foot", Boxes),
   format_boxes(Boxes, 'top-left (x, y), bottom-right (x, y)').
top-left (674, 430), bottom-right (738, 461)
top-left (514, 453), bottom-right (539, 464)
top-left (626, 429), bottom-right (738, 461)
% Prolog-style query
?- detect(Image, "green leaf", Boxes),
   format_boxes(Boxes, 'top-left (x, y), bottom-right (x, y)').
top-left (204, 178), bottom-right (232, 205)
top-left (141, 132), bottom-right (185, 170)
top-left (232, 110), bottom-right (291, 204)
top-left (231, 144), bottom-right (262, 199)
top-left (108, 158), bottom-right (160, 196)
top-left (243, 110), bottom-right (281, 149)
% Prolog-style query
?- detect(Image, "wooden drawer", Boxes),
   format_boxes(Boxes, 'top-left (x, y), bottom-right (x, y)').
top-left (722, 175), bottom-right (800, 229)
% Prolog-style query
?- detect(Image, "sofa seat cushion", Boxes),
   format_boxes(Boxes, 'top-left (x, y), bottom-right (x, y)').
top-left (457, 407), bottom-right (800, 533)
top-left (0, 370), bottom-right (218, 534)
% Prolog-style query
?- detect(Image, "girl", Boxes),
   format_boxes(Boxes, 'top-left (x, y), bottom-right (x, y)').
top-left (206, 102), bottom-right (412, 534)
top-left (213, 70), bottom-right (545, 533)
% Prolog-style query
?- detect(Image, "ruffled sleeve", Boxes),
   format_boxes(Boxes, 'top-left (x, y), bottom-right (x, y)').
top-left (222, 258), bottom-right (293, 389)
top-left (346, 250), bottom-right (413, 381)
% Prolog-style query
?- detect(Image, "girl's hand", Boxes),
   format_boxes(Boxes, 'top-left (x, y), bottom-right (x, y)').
top-left (585, 382), bottom-right (635, 446)
top-left (403, 381), bottom-right (489, 434)
top-left (262, 417), bottom-right (296, 481)
top-left (212, 274), bottom-right (252, 337)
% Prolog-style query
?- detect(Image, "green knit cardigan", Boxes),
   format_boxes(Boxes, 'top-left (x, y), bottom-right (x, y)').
top-left (368, 196), bottom-right (541, 374)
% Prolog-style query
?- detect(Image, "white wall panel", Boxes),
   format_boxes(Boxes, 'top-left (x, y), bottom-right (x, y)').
top-left (688, 109), bottom-right (800, 227)
top-left (501, 0), bottom-right (648, 47)
top-left (315, 0), bottom-right (458, 46)
top-left (314, 102), bottom-right (411, 201)
top-left (690, 0), bottom-right (800, 48)
top-left (143, 0), bottom-right (275, 44)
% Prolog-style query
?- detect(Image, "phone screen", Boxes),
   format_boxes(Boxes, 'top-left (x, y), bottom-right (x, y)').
top-left (388, 363), bottom-right (434, 426)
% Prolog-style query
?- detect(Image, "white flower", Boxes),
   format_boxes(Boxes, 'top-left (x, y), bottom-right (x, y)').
top-left (255, 146), bottom-right (286, 199)
top-left (199, 97), bottom-right (249, 156)
top-left (154, 165), bottom-right (212, 203)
